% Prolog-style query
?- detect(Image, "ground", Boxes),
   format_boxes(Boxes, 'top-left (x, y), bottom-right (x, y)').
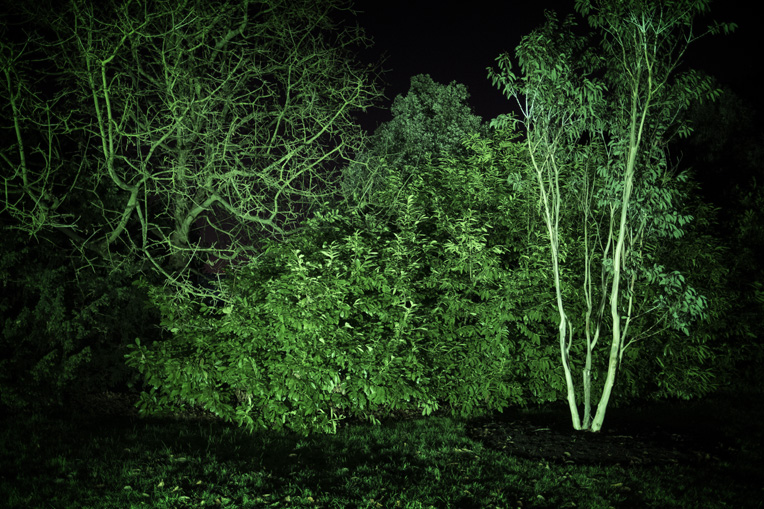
top-left (461, 402), bottom-right (733, 466)
top-left (341, 394), bottom-right (755, 467)
top-left (63, 388), bottom-right (757, 468)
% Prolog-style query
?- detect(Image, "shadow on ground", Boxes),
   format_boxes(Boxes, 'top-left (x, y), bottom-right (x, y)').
top-left (462, 390), bottom-right (764, 467)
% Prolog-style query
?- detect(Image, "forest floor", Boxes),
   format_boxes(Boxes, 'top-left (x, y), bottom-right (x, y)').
top-left (65, 385), bottom-right (762, 467)
top-left (2, 386), bottom-right (763, 507)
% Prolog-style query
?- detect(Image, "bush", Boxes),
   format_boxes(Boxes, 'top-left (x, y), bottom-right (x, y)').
top-left (126, 128), bottom-right (566, 435)
top-left (0, 230), bottom-right (161, 413)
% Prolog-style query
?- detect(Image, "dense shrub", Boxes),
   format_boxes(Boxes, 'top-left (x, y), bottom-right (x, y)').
top-left (598, 183), bottom-right (761, 405)
top-left (125, 128), bottom-right (568, 435)
top-left (0, 230), bottom-right (161, 412)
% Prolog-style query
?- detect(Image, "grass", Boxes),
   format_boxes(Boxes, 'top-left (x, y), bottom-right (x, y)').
top-left (1, 389), bottom-right (762, 508)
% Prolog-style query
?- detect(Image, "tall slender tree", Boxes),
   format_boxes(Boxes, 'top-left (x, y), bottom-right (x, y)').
top-left (488, 0), bottom-right (735, 431)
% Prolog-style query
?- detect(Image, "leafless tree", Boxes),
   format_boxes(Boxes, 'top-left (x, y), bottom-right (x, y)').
top-left (1, 0), bottom-right (383, 301)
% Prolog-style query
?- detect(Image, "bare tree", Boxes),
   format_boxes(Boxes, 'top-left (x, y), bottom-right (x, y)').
top-left (1, 0), bottom-right (383, 301)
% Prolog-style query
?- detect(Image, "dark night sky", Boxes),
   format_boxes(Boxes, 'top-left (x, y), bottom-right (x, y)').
top-left (352, 0), bottom-right (758, 133)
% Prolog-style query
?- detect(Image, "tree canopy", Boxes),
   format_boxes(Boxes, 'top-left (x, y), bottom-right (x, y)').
top-left (340, 74), bottom-right (485, 208)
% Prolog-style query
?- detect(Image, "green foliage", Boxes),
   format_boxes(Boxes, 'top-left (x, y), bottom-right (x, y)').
top-left (342, 74), bottom-right (486, 206)
top-left (127, 213), bottom-right (447, 435)
top-left (575, 0), bottom-right (737, 40)
top-left (679, 87), bottom-right (764, 390)
top-left (0, 263), bottom-right (89, 410)
top-left (125, 127), bottom-right (571, 435)
top-left (355, 126), bottom-right (570, 406)
top-left (487, 0), bottom-right (736, 430)
top-left (399, 132), bottom-right (566, 407)
top-left (0, 230), bottom-right (160, 412)
top-left (714, 179), bottom-right (764, 387)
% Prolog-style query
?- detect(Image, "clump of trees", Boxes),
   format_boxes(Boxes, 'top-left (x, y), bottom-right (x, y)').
top-left (125, 120), bottom-right (558, 435)
top-left (3, 0), bottom-right (758, 435)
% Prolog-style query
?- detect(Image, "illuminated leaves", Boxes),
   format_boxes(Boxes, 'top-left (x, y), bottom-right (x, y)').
top-left (487, 0), bottom-right (732, 430)
top-left (341, 74), bottom-right (484, 207)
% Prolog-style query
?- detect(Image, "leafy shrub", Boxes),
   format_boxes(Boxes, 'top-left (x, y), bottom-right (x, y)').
top-left (126, 127), bottom-right (568, 434)
top-left (0, 257), bottom-right (91, 411)
top-left (0, 231), bottom-right (160, 412)
top-left (127, 213), bottom-right (441, 435)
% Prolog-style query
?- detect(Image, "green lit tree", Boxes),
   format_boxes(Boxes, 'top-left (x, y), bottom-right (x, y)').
top-left (341, 74), bottom-right (485, 208)
top-left (488, 0), bottom-right (735, 431)
top-left (124, 125), bottom-right (553, 435)
top-left (0, 0), bottom-right (382, 410)
top-left (1, 0), bottom-right (383, 303)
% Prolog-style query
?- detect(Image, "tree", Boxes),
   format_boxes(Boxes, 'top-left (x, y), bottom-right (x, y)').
top-left (341, 74), bottom-right (485, 209)
top-left (0, 227), bottom-right (161, 411)
top-left (1, 0), bottom-right (383, 303)
top-left (488, 0), bottom-right (735, 431)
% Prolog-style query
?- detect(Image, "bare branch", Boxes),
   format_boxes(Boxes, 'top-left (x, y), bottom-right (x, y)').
top-left (1, 0), bottom-right (383, 301)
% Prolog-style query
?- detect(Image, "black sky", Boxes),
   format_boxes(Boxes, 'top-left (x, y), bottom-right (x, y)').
top-left (353, 0), bottom-right (757, 132)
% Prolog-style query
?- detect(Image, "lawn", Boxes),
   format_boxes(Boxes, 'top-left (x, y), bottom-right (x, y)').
top-left (1, 387), bottom-right (762, 508)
